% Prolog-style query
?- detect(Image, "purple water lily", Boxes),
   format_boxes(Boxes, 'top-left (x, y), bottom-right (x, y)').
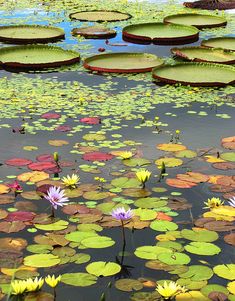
top-left (111, 207), bottom-right (134, 221)
top-left (228, 197), bottom-right (235, 208)
top-left (45, 186), bottom-right (69, 217)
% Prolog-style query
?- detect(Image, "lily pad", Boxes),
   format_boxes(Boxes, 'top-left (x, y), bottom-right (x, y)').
top-left (179, 265), bottom-right (213, 281)
top-left (201, 37), bottom-right (235, 51)
top-left (164, 13), bottom-right (227, 29)
top-left (152, 63), bottom-right (235, 86)
top-left (86, 261), bottom-right (121, 277)
top-left (81, 236), bottom-right (115, 248)
top-left (0, 45), bottom-right (80, 70)
top-left (24, 254), bottom-right (60, 267)
top-left (134, 246), bottom-right (172, 260)
top-left (181, 229), bottom-right (218, 242)
top-left (61, 272), bottom-right (97, 286)
top-left (122, 22), bottom-right (199, 45)
top-left (0, 25), bottom-right (65, 44)
top-left (69, 10), bottom-right (131, 22)
top-left (185, 242), bottom-right (221, 256)
top-left (158, 252), bottom-right (191, 265)
top-left (172, 47), bottom-right (235, 64)
top-left (72, 26), bottom-right (116, 39)
top-left (34, 220), bottom-right (69, 231)
top-left (150, 220), bottom-right (178, 231)
top-left (84, 52), bottom-right (163, 73)
top-left (213, 264), bottom-right (235, 280)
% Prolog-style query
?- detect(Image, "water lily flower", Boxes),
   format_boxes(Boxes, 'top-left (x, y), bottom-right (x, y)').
top-left (228, 197), bottom-right (235, 208)
top-left (136, 169), bottom-right (151, 188)
top-left (11, 279), bottom-right (27, 295)
top-left (118, 151), bottom-right (133, 160)
top-left (7, 180), bottom-right (23, 192)
top-left (45, 186), bottom-right (69, 217)
top-left (111, 207), bottom-right (134, 221)
top-left (62, 174), bottom-right (80, 189)
top-left (175, 130), bottom-right (181, 134)
top-left (156, 281), bottom-right (186, 300)
top-left (25, 277), bottom-right (44, 292)
top-left (94, 177), bottom-right (106, 183)
top-left (204, 197), bottom-right (224, 209)
top-left (45, 275), bottom-right (61, 288)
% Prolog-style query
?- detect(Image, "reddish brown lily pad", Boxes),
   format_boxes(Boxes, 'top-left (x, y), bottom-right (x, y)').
top-left (212, 162), bottom-right (235, 170)
top-left (82, 152), bottom-right (114, 161)
top-left (176, 172), bottom-right (209, 183)
top-left (5, 211), bottom-right (35, 222)
top-left (0, 237), bottom-right (27, 251)
top-left (62, 204), bottom-right (90, 215)
top-left (5, 158), bottom-right (33, 166)
top-left (28, 161), bottom-right (57, 171)
top-left (221, 136), bottom-right (235, 150)
top-left (55, 125), bottom-right (72, 132)
top-left (224, 233), bottom-right (235, 246)
top-left (80, 117), bottom-right (101, 124)
top-left (0, 221), bottom-right (26, 233)
top-left (0, 249), bottom-right (23, 268)
top-left (166, 178), bottom-right (197, 188)
top-left (41, 112), bottom-right (61, 119)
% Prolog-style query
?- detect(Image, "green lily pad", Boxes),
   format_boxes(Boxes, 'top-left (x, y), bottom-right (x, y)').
top-left (150, 220), bottom-right (178, 231)
top-left (177, 278), bottom-right (207, 290)
top-left (201, 37), bottom-right (235, 51)
top-left (69, 10), bottom-right (131, 22)
top-left (201, 284), bottom-right (229, 297)
top-left (134, 197), bottom-right (167, 209)
top-left (86, 261), bottom-right (121, 277)
top-left (65, 231), bottom-right (98, 243)
top-left (111, 177), bottom-right (140, 188)
top-left (134, 208), bottom-right (157, 221)
top-left (213, 264), bottom-right (235, 280)
top-left (158, 252), bottom-right (191, 265)
top-left (134, 246), bottom-right (172, 260)
top-left (115, 279), bottom-right (143, 292)
top-left (220, 152), bottom-right (235, 162)
top-left (185, 242), bottom-right (221, 256)
top-left (24, 254), bottom-right (60, 267)
top-left (61, 272), bottom-right (97, 286)
top-left (81, 236), bottom-right (115, 248)
top-left (179, 265), bottom-right (213, 281)
top-left (26, 244), bottom-right (53, 254)
top-left (122, 158), bottom-right (151, 167)
top-left (181, 229), bottom-right (218, 242)
top-left (35, 220), bottom-right (69, 231)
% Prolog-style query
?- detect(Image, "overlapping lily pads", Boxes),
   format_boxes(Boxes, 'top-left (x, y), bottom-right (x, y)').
top-left (72, 26), bottom-right (116, 39)
top-left (84, 52), bottom-right (163, 73)
top-left (0, 45), bottom-right (80, 70)
top-left (164, 13), bottom-right (227, 29)
top-left (152, 63), bottom-right (235, 86)
top-left (171, 47), bottom-right (235, 64)
top-left (122, 22), bottom-right (199, 45)
top-left (0, 25), bottom-right (65, 44)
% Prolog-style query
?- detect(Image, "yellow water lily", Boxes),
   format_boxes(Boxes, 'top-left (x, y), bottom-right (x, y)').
top-left (25, 277), bottom-right (44, 292)
top-left (45, 275), bottom-right (61, 288)
top-left (62, 174), bottom-right (80, 188)
top-left (11, 279), bottom-right (27, 295)
top-left (136, 169), bottom-right (151, 188)
top-left (94, 177), bottom-right (106, 183)
top-left (118, 151), bottom-right (133, 160)
top-left (204, 197), bottom-right (224, 209)
top-left (156, 281), bottom-right (186, 300)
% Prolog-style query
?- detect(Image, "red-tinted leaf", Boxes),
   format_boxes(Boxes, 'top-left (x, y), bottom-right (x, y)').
top-left (28, 162), bottom-right (57, 171)
top-left (36, 184), bottom-right (53, 195)
top-left (5, 158), bottom-right (33, 166)
top-left (82, 152), bottom-right (114, 161)
top-left (41, 113), bottom-right (61, 119)
top-left (80, 117), bottom-right (101, 124)
top-left (0, 221), bottom-right (26, 233)
top-left (5, 211), bottom-right (35, 222)
top-left (55, 125), bottom-right (72, 132)
top-left (36, 154), bottom-right (54, 162)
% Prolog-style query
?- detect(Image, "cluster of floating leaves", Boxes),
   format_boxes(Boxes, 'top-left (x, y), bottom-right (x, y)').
top-left (0, 0), bottom-right (234, 301)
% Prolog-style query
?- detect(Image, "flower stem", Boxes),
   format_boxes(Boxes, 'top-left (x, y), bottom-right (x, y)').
top-left (51, 206), bottom-right (55, 218)
top-left (121, 220), bottom-right (126, 248)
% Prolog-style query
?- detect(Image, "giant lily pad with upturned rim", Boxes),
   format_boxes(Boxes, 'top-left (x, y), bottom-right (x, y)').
top-left (164, 13), bottom-right (227, 29)
top-left (171, 47), bottom-right (235, 64)
top-left (71, 26), bottom-right (116, 39)
top-left (69, 10), bottom-right (131, 22)
top-left (83, 52), bottom-right (164, 73)
top-left (152, 62), bottom-right (235, 87)
top-left (122, 22), bottom-right (199, 45)
top-left (0, 25), bottom-right (65, 44)
top-left (201, 37), bottom-right (235, 51)
top-left (0, 45), bottom-right (80, 70)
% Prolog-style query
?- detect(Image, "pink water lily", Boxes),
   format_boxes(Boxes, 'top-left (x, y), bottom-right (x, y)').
top-left (7, 181), bottom-right (23, 192)
top-left (45, 186), bottom-right (69, 210)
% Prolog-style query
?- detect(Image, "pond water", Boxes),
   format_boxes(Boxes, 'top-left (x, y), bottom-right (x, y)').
top-left (0, 0), bottom-right (235, 301)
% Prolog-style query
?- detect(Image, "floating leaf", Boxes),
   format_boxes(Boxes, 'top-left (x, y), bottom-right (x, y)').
top-left (213, 264), bottom-right (235, 280)
top-left (220, 152), bottom-right (235, 162)
top-left (158, 252), bottom-right (191, 265)
top-left (176, 291), bottom-right (210, 301)
top-left (157, 144), bottom-right (187, 152)
top-left (81, 236), bottom-right (115, 248)
top-left (134, 246), bottom-right (172, 260)
top-left (82, 152), bottom-right (114, 161)
top-left (5, 158), bottom-right (33, 166)
top-left (115, 279), bottom-right (143, 292)
top-left (86, 261), bottom-right (121, 277)
top-left (179, 265), bottom-right (213, 281)
top-left (155, 157), bottom-right (183, 168)
top-left (150, 220), bottom-right (178, 232)
top-left (185, 242), bottom-right (221, 256)
top-left (61, 272), bottom-right (97, 286)
top-left (35, 220), bottom-right (69, 231)
top-left (24, 254), bottom-right (60, 267)
top-left (181, 229), bottom-right (218, 242)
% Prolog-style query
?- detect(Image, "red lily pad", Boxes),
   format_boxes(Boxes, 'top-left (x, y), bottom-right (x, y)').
top-left (55, 125), bottom-right (72, 132)
top-left (166, 178), bottom-right (197, 188)
top-left (62, 204), bottom-right (90, 215)
top-left (41, 112), bottom-right (61, 119)
top-left (5, 158), bottom-right (33, 166)
top-left (82, 152), bottom-right (114, 161)
top-left (80, 117), bottom-right (101, 124)
top-left (28, 161), bottom-right (57, 171)
top-left (36, 154), bottom-right (54, 162)
top-left (5, 211), bottom-right (35, 222)
top-left (36, 184), bottom-right (54, 195)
